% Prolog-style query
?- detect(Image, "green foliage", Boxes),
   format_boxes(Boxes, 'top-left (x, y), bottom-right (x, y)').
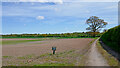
top-left (2, 32), bottom-right (102, 38)
top-left (101, 25), bottom-right (120, 53)
top-left (2, 39), bottom-right (43, 45)
top-left (3, 56), bottom-right (13, 58)
top-left (86, 16), bottom-right (108, 37)
top-left (17, 55), bottom-right (33, 59)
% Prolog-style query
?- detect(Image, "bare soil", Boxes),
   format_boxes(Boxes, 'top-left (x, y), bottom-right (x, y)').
top-left (2, 38), bottom-right (93, 66)
top-left (2, 38), bottom-right (93, 56)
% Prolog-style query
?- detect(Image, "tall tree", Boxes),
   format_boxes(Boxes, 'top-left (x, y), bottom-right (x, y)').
top-left (86, 16), bottom-right (108, 37)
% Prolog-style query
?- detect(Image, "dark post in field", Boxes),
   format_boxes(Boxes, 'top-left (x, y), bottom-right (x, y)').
top-left (52, 47), bottom-right (56, 54)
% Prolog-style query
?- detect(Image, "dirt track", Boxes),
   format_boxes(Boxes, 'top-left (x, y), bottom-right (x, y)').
top-left (86, 39), bottom-right (109, 66)
top-left (2, 38), bottom-right (93, 56)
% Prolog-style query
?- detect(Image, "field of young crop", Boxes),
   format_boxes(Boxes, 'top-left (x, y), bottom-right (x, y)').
top-left (2, 38), bottom-right (93, 66)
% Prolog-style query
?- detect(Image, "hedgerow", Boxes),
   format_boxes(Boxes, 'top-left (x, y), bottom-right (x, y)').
top-left (101, 25), bottom-right (120, 53)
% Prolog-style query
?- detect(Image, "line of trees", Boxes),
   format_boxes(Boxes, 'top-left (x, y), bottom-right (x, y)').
top-left (1, 32), bottom-right (102, 38)
top-left (1, 16), bottom-right (107, 38)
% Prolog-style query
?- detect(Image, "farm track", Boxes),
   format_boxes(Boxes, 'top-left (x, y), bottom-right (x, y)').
top-left (86, 39), bottom-right (109, 66)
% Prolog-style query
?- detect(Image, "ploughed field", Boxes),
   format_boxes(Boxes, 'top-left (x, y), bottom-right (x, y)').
top-left (2, 38), bottom-right (93, 66)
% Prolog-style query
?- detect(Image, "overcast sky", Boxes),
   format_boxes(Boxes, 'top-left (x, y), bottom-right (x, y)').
top-left (1, 0), bottom-right (119, 34)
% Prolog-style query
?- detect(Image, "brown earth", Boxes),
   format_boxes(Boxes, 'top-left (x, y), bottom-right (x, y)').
top-left (2, 38), bottom-right (93, 56)
top-left (2, 38), bottom-right (93, 66)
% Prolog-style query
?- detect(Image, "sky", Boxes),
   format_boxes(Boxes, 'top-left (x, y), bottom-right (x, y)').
top-left (1, 0), bottom-right (119, 34)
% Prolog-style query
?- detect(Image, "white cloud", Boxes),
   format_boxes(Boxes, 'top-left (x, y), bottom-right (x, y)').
top-left (2, 0), bottom-right (120, 2)
top-left (105, 5), bottom-right (118, 9)
top-left (2, 0), bottom-right (63, 4)
top-left (85, 10), bottom-right (90, 13)
top-left (36, 16), bottom-right (44, 20)
top-left (54, 8), bottom-right (60, 11)
top-left (63, 0), bottom-right (119, 2)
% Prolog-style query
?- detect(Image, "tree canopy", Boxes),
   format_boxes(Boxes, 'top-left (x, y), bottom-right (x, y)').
top-left (86, 16), bottom-right (108, 37)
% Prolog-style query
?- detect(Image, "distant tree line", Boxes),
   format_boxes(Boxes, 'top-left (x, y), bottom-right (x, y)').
top-left (1, 32), bottom-right (102, 38)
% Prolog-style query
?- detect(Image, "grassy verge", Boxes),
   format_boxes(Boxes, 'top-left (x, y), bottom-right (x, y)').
top-left (96, 40), bottom-right (119, 66)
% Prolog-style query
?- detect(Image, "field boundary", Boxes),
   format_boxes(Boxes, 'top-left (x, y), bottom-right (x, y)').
top-left (96, 39), bottom-right (119, 66)
top-left (86, 38), bottom-right (109, 66)
top-left (99, 39), bottom-right (120, 61)
top-left (0, 37), bottom-right (2, 67)
top-left (83, 39), bottom-right (97, 66)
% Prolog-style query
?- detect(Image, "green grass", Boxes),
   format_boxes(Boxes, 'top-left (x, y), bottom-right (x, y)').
top-left (3, 56), bottom-right (13, 58)
top-left (33, 50), bottom-right (76, 66)
top-left (96, 40), bottom-right (119, 66)
top-left (33, 50), bottom-right (87, 66)
top-left (2, 37), bottom-right (97, 45)
top-left (34, 63), bottom-right (74, 66)
top-left (0, 40), bottom-right (2, 45)
top-left (2, 49), bottom-right (89, 66)
top-left (12, 50), bottom-right (84, 66)
top-left (2, 36), bottom-right (99, 39)
top-left (17, 54), bottom-right (34, 59)
top-left (2, 39), bottom-right (43, 45)
top-left (54, 37), bottom-right (99, 39)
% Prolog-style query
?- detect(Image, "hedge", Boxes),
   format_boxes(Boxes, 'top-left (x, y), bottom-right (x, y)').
top-left (101, 25), bottom-right (120, 53)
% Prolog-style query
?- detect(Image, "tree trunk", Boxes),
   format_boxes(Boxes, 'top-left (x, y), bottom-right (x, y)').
top-left (93, 31), bottom-right (96, 37)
